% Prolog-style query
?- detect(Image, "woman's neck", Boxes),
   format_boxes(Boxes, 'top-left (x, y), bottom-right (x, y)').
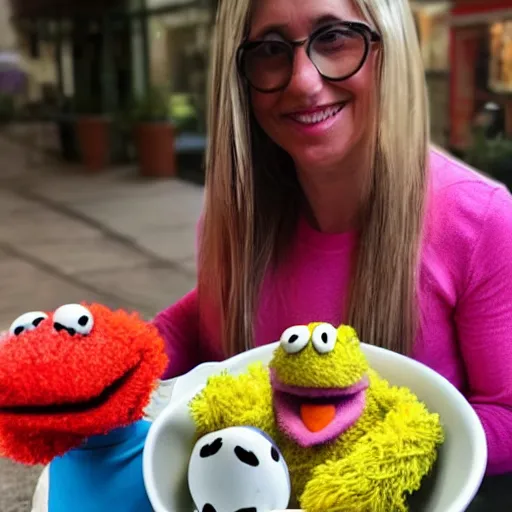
top-left (297, 161), bottom-right (368, 234)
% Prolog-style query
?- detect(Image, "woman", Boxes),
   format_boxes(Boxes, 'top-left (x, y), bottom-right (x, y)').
top-left (155, 0), bottom-right (512, 488)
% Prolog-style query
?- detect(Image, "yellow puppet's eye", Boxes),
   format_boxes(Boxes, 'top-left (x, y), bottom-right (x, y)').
top-left (311, 323), bottom-right (337, 354)
top-left (280, 325), bottom-right (310, 354)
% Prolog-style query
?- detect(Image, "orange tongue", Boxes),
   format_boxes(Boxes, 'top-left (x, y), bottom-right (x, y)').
top-left (300, 404), bottom-right (336, 432)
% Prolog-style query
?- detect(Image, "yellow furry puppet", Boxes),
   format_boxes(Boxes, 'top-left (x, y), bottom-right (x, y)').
top-left (189, 322), bottom-right (444, 512)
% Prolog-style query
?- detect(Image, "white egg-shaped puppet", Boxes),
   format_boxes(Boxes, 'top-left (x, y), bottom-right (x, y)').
top-left (188, 426), bottom-right (291, 512)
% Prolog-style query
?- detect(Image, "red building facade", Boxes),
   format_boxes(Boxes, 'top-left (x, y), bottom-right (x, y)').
top-left (449, 0), bottom-right (512, 152)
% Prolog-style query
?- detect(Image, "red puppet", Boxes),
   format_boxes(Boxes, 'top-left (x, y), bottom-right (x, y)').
top-left (0, 302), bottom-right (168, 512)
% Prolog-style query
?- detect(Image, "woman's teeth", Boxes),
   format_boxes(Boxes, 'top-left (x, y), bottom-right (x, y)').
top-left (291, 104), bottom-right (344, 125)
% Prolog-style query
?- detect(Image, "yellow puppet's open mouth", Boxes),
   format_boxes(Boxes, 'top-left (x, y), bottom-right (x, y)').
top-left (270, 370), bottom-right (368, 447)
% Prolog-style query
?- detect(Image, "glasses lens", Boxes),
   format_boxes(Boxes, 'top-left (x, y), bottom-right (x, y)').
top-left (310, 27), bottom-right (367, 79)
top-left (241, 41), bottom-right (292, 91)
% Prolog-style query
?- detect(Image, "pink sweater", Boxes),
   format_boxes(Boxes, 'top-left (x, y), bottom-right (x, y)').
top-left (154, 148), bottom-right (512, 475)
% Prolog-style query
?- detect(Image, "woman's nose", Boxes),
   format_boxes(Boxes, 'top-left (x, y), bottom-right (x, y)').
top-left (285, 48), bottom-right (323, 97)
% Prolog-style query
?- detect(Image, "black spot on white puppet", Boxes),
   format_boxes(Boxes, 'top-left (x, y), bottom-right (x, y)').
top-left (188, 426), bottom-right (290, 512)
top-left (199, 437), bottom-right (223, 458)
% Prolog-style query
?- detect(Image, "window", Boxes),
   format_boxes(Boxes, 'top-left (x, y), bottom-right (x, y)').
top-left (488, 20), bottom-right (512, 93)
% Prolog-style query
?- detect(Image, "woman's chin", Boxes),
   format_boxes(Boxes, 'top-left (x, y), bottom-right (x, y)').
top-left (291, 147), bottom-right (352, 175)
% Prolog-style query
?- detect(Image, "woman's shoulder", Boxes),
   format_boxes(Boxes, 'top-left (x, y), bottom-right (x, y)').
top-left (426, 146), bottom-right (512, 239)
top-left (421, 147), bottom-right (512, 294)
top-left (428, 146), bottom-right (508, 201)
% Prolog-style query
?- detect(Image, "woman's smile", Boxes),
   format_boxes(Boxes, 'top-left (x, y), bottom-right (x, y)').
top-left (283, 100), bottom-right (349, 135)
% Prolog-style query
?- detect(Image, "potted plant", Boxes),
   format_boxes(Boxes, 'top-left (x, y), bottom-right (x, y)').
top-left (75, 94), bottom-right (111, 172)
top-left (465, 128), bottom-right (512, 191)
top-left (132, 87), bottom-right (176, 178)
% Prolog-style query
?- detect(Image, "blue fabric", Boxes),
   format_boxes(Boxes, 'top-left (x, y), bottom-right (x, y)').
top-left (48, 420), bottom-right (152, 512)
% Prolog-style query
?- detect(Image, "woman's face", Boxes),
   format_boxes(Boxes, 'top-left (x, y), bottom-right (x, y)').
top-left (246, 0), bottom-right (378, 175)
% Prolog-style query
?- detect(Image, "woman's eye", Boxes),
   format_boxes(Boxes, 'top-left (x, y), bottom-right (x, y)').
top-left (257, 41), bottom-right (287, 58)
top-left (314, 29), bottom-right (354, 52)
top-left (319, 30), bottom-right (341, 42)
top-left (267, 42), bottom-right (286, 55)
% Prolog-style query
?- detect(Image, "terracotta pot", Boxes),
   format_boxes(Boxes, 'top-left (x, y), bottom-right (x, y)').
top-left (135, 121), bottom-right (176, 178)
top-left (76, 116), bottom-right (110, 171)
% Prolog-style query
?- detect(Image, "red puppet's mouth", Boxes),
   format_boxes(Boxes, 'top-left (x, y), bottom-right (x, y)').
top-left (0, 364), bottom-right (140, 416)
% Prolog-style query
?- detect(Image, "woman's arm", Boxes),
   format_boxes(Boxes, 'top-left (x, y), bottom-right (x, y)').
top-left (153, 215), bottom-right (205, 380)
top-left (457, 185), bottom-right (512, 475)
top-left (152, 288), bottom-right (200, 379)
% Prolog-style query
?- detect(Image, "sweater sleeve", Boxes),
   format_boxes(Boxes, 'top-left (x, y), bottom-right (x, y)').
top-left (152, 288), bottom-right (200, 379)
top-left (456, 185), bottom-right (512, 475)
top-left (152, 215), bottom-right (204, 379)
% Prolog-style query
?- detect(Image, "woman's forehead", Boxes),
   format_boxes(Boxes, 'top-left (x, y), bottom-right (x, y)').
top-left (249, 0), bottom-right (364, 38)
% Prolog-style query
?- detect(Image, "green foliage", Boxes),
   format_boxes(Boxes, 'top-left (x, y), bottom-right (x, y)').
top-left (168, 93), bottom-right (198, 132)
top-left (130, 86), bottom-right (170, 122)
top-left (465, 128), bottom-right (512, 190)
top-left (127, 87), bottom-right (199, 131)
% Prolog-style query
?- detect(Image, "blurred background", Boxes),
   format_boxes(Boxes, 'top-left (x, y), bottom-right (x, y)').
top-left (0, 0), bottom-right (511, 510)
top-left (0, 0), bottom-right (510, 182)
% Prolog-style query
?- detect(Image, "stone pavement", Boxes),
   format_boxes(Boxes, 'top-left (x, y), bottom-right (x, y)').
top-left (0, 135), bottom-right (203, 511)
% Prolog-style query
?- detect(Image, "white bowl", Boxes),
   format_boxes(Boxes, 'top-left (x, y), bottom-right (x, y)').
top-left (143, 341), bottom-right (487, 512)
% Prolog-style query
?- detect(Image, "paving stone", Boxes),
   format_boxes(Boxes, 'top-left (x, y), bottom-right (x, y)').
top-left (0, 137), bottom-right (43, 183)
top-left (70, 203), bottom-right (200, 237)
top-left (61, 191), bottom-right (202, 233)
top-left (0, 207), bottom-right (100, 245)
top-left (176, 256), bottom-right (197, 276)
top-left (76, 265), bottom-right (196, 315)
top-left (21, 237), bottom-right (149, 275)
top-left (21, 171), bottom-right (203, 231)
top-left (0, 458), bottom-right (43, 512)
top-left (0, 257), bottom-right (128, 328)
top-left (135, 226), bottom-right (197, 263)
top-left (0, 189), bottom-right (39, 214)
top-left (32, 169), bottom-right (204, 206)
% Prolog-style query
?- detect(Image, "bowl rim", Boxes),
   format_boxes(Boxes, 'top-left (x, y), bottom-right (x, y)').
top-left (143, 341), bottom-right (488, 512)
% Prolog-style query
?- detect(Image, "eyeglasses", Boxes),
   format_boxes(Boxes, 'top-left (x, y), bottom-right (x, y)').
top-left (237, 21), bottom-right (381, 93)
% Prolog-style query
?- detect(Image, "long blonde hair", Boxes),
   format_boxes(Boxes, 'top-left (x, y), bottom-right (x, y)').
top-left (199, 0), bottom-right (430, 357)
